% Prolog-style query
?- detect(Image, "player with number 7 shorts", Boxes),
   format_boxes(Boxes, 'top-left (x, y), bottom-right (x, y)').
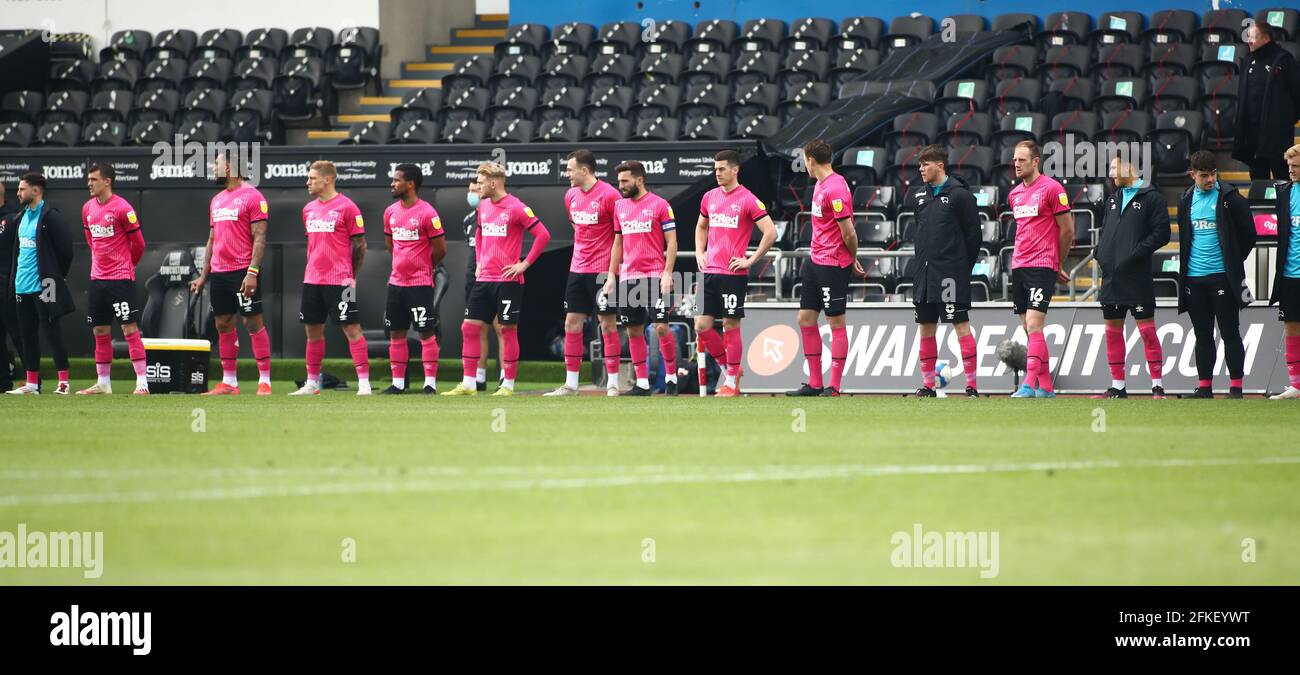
top-left (190, 152), bottom-right (273, 395)
top-left (77, 162), bottom-right (149, 395)
top-left (693, 149), bottom-right (777, 397)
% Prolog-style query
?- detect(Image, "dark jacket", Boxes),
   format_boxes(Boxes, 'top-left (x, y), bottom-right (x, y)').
top-left (904, 174), bottom-right (982, 304)
top-left (7, 201), bottom-right (76, 318)
top-left (0, 202), bottom-right (18, 280)
top-left (1271, 180), bottom-right (1297, 306)
top-left (1233, 41), bottom-right (1300, 165)
top-left (1095, 183), bottom-right (1170, 306)
top-left (1176, 181), bottom-right (1256, 313)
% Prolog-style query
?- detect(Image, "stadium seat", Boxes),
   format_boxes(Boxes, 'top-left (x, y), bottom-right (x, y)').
top-left (535, 85), bottom-right (585, 122)
top-left (829, 48), bottom-right (879, 89)
top-left (387, 119), bottom-right (438, 144)
top-left (884, 15), bottom-right (934, 53)
top-left (580, 85), bottom-right (633, 123)
top-left (1048, 109), bottom-right (1100, 145)
top-left (139, 249), bottom-right (201, 340)
top-left (933, 79), bottom-right (988, 120)
top-left (128, 119), bottom-right (173, 146)
top-left (1194, 43), bottom-right (1243, 92)
top-left (532, 117), bottom-right (582, 142)
top-left (777, 81), bottom-right (830, 122)
top-left (327, 27), bottom-right (382, 91)
top-left (732, 114), bottom-right (778, 139)
top-left (39, 90), bottom-right (89, 126)
top-left (634, 116), bottom-right (679, 141)
top-left (1096, 109), bottom-right (1153, 144)
top-left (1096, 44), bottom-right (1144, 79)
top-left (686, 20), bottom-right (739, 54)
top-left (582, 53), bottom-right (636, 88)
top-left (543, 22), bottom-right (595, 58)
top-left (947, 145), bottom-right (994, 184)
top-left (92, 60), bottom-right (142, 93)
top-left (81, 121), bottom-right (127, 146)
top-left (177, 119), bottom-right (218, 144)
top-left (222, 88), bottom-right (275, 143)
top-left (884, 145), bottom-right (925, 193)
top-left (1144, 43), bottom-right (1196, 82)
top-left (1143, 10), bottom-right (1197, 47)
top-left (137, 57), bottom-right (189, 93)
top-left (727, 50), bottom-right (779, 87)
top-left (33, 121), bottom-right (81, 147)
top-left (840, 146), bottom-right (887, 189)
top-left (1092, 11), bottom-right (1145, 46)
top-left (992, 13), bottom-right (1039, 33)
top-left (438, 87), bottom-right (489, 124)
top-left (1, 91), bottom-right (44, 125)
top-left (539, 53), bottom-right (590, 89)
top-left (592, 21), bottom-right (641, 56)
top-left (498, 23), bottom-right (548, 57)
top-left (48, 59), bottom-right (96, 92)
top-left (989, 79), bottom-right (1041, 120)
top-left (836, 16), bottom-right (885, 51)
top-left (389, 88), bottom-right (441, 124)
top-left (272, 56), bottom-right (324, 121)
top-left (679, 116), bottom-right (728, 140)
top-left (679, 82), bottom-right (730, 124)
top-left (146, 29), bottom-right (198, 62)
top-left (1150, 110), bottom-right (1203, 176)
top-left (782, 18), bottom-right (836, 54)
top-left (1147, 76), bottom-right (1196, 116)
top-left (488, 54), bottom-right (542, 93)
top-left (882, 111), bottom-right (937, 155)
top-left (944, 15), bottom-right (988, 35)
top-left (229, 57), bottom-right (278, 94)
top-left (1196, 9), bottom-right (1248, 46)
top-left (130, 88), bottom-right (180, 125)
top-left (487, 87), bottom-right (539, 124)
top-left (338, 121), bottom-right (387, 145)
top-left (985, 45), bottom-right (1037, 83)
top-left (941, 111), bottom-right (993, 147)
top-left (680, 51), bottom-right (732, 87)
top-left (178, 88), bottom-right (228, 125)
top-left (643, 20), bottom-right (691, 54)
top-left (1094, 77), bottom-right (1147, 114)
top-left (725, 82), bottom-right (776, 127)
top-left (238, 28), bottom-right (288, 63)
top-left (1047, 77), bottom-right (1096, 114)
top-left (285, 27), bottom-right (334, 59)
top-left (84, 90), bottom-right (133, 125)
top-left (195, 29), bottom-right (242, 60)
top-left (440, 119), bottom-right (487, 143)
top-left (582, 116), bottom-right (631, 142)
top-left (991, 112), bottom-right (1047, 156)
top-left (632, 82), bottom-right (682, 123)
top-left (1040, 12), bottom-right (1091, 47)
top-left (1036, 45), bottom-right (1091, 88)
top-left (636, 52), bottom-right (685, 85)
top-left (183, 57), bottom-right (233, 95)
top-left (1196, 73), bottom-right (1238, 148)
top-left (734, 18), bottom-right (786, 55)
top-left (1261, 8), bottom-right (1299, 42)
top-left (443, 55), bottom-right (495, 94)
top-left (101, 30), bottom-right (152, 64)
top-left (0, 122), bottom-right (34, 148)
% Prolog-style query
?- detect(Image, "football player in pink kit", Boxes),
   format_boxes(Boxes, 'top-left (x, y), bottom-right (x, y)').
top-left (443, 162), bottom-right (551, 396)
top-left (76, 163), bottom-right (149, 395)
top-left (380, 163), bottom-right (447, 395)
top-left (1007, 141), bottom-right (1074, 398)
top-left (289, 161), bottom-right (371, 396)
top-left (546, 149), bottom-right (622, 396)
top-left (190, 153), bottom-right (274, 395)
top-left (784, 140), bottom-right (864, 398)
top-left (694, 149), bottom-right (778, 397)
top-left (602, 160), bottom-right (678, 396)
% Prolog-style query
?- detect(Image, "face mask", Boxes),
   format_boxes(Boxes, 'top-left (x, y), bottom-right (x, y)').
top-left (467, 192), bottom-right (481, 208)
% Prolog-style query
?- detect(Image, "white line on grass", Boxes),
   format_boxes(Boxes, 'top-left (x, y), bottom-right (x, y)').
top-left (1, 456), bottom-right (1297, 507)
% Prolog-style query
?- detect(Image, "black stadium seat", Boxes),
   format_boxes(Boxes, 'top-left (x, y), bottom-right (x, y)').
top-left (1147, 75), bottom-right (1196, 116)
top-left (539, 53), bottom-right (589, 89)
top-left (498, 23), bottom-right (548, 57)
top-left (1, 91), bottom-right (43, 125)
top-left (1143, 10), bottom-right (1197, 46)
top-left (679, 82), bottom-right (730, 124)
top-left (837, 16), bottom-right (885, 51)
top-left (222, 88), bottom-right (274, 143)
top-left (1094, 77), bottom-right (1147, 114)
top-left (991, 112), bottom-right (1046, 156)
top-left (178, 88), bottom-right (227, 124)
top-left (1261, 8), bottom-right (1299, 42)
top-left (441, 118), bottom-right (487, 143)
top-left (272, 56), bottom-right (323, 121)
top-left (679, 115), bottom-right (727, 140)
top-left (1040, 12), bottom-right (1091, 47)
top-left (884, 145), bottom-right (925, 192)
top-left (40, 90), bottom-right (89, 126)
top-left (238, 28), bottom-right (288, 63)
top-left (177, 119), bottom-right (218, 144)
top-left (49, 59), bottom-right (96, 92)
top-left (1049, 109), bottom-right (1100, 145)
top-left (783, 17), bottom-right (836, 53)
top-left (84, 90), bottom-right (132, 125)
top-left (1096, 109), bottom-right (1152, 144)
top-left (131, 89), bottom-right (180, 125)
top-left (533, 117), bottom-right (581, 142)
top-left (733, 114), bottom-right (778, 139)
top-left (1092, 11), bottom-right (1144, 46)
top-left (735, 18), bottom-right (786, 55)
top-left (82, 121), bottom-right (127, 147)
top-left (340, 121), bottom-right (388, 145)
top-left (488, 118), bottom-right (535, 143)
top-left (727, 50), bottom-right (779, 87)
top-left (829, 48), bottom-right (879, 89)
top-left (1196, 9), bottom-right (1247, 46)
top-left (33, 121), bottom-right (80, 147)
top-left (101, 30), bottom-right (152, 64)
top-left (776, 49), bottom-right (828, 89)
top-left (388, 119), bottom-right (439, 144)
top-left (0, 122), bottom-right (34, 148)
top-left (580, 85), bottom-right (633, 123)
top-left (633, 83), bottom-right (682, 123)
top-left (1047, 76), bottom-right (1096, 113)
top-left (681, 51), bottom-right (732, 87)
top-left (229, 57), bottom-right (278, 94)
top-left (726, 82), bottom-right (777, 123)
top-left (487, 86), bottom-right (539, 124)
top-left (128, 120), bottom-right (173, 146)
top-left (137, 57), bottom-right (188, 93)
top-left (439, 87), bottom-right (489, 124)
top-left (637, 52), bottom-right (685, 85)
top-left (1144, 43), bottom-right (1196, 82)
top-left (389, 88), bottom-right (441, 124)
top-left (884, 15), bottom-right (933, 53)
top-left (583, 53), bottom-right (636, 88)
top-left (183, 57), bottom-right (233, 95)
top-left (942, 111), bottom-right (993, 147)
top-left (883, 111), bottom-right (938, 155)
top-left (286, 27), bottom-right (334, 59)
top-left (686, 20), bottom-right (739, 54)
top-left (634, 116), bottom-right (679, 141)
top-left (1036, 45), bottom-right (1091, 87)
top-left (840, 146), bottom-right (886, 188)
top-left (643, 20), bottom-right (691, 54)
top-left (582, 116), bottom-right (630, 142)
top-left (933, 79), bottom-right (988, 119)
top-left (777, 81), bottom-right (830, 122)
top-left (147, 30), bottom-right (198, 62)
top-left (992, 13), bottom-right (1039, 33)
top-left (92, 60), bottom-right (141, 93)
top-left (1197, 73), bottom-right (1238, 148)
top-left (1150, 110), bottom-right (1203, 176)
top-left (1096, 44), bottom-right (1144, 79)
top-left (985, 45), bottom-right (1037, 83)
top-left (544, 22), bottom-right (595, 58)
top-left (990, 79), bottom-right (1041, 120)
top-left (328, 27), bottom-right (382, 91)
top-left (535, 85), bottom-right (585, 122)
top-left (196, 29), bottom-right (242, 60)
top-left (592, 21), bottom-right (640, 56)
top-left (1194, 43), bottom-right (1242, 90)
top-left (443, 55), bottom-right (495, 94)
top-left (489, 54), bottom-right (543, 92)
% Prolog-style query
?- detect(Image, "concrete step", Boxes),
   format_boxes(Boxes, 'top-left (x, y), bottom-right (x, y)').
top-left (306, 129), bottom-right (349, 145)
top-left (476, 13), bottom-right (509, 28)
top-left (401, 61), bottom-right (455, 79)
top-left (386, 78), bottom-right (442, 91)
top-left (333, 113), bottom-right (389, 125)
top-left (429, 45), bottom-right (493, 57)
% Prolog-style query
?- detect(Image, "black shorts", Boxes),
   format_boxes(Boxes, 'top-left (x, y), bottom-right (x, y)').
top-left (798, 262), bottom-right (851, 317)
top-left (1277, 276), bottom-right (1300, 322)
top-left (563, 271), bottom-right (616, 315)
top-left (299, 283), bottom-right (360, 325)
top-left (465, 280), bottom-right (523, 325)
top-left (385, 284), bottom-right (437, 332)
top-left (1011, 267), bottom-right (1056, 315)
top-left (86, 279), bottom-right (140, 326)
top-left (1101, 303), bottom-right (1156, 321)
top-left (914, 302), bottom-right (971, 324)
top-left (464, 259), bottom-right (477, 306)
top-left (209, 269), bottom-right (262, 317)
top-left (617, 278), bottom-right (670, 325)
top-left (701, 273), bottom-right (748, 319)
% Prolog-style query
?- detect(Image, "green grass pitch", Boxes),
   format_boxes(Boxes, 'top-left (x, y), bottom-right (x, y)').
top-left (2, 372), bottom-right (1298, 585)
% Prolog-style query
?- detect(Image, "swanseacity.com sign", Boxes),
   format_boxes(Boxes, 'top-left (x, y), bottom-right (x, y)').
top-left (740, 302), bottom-right (1288, 394)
